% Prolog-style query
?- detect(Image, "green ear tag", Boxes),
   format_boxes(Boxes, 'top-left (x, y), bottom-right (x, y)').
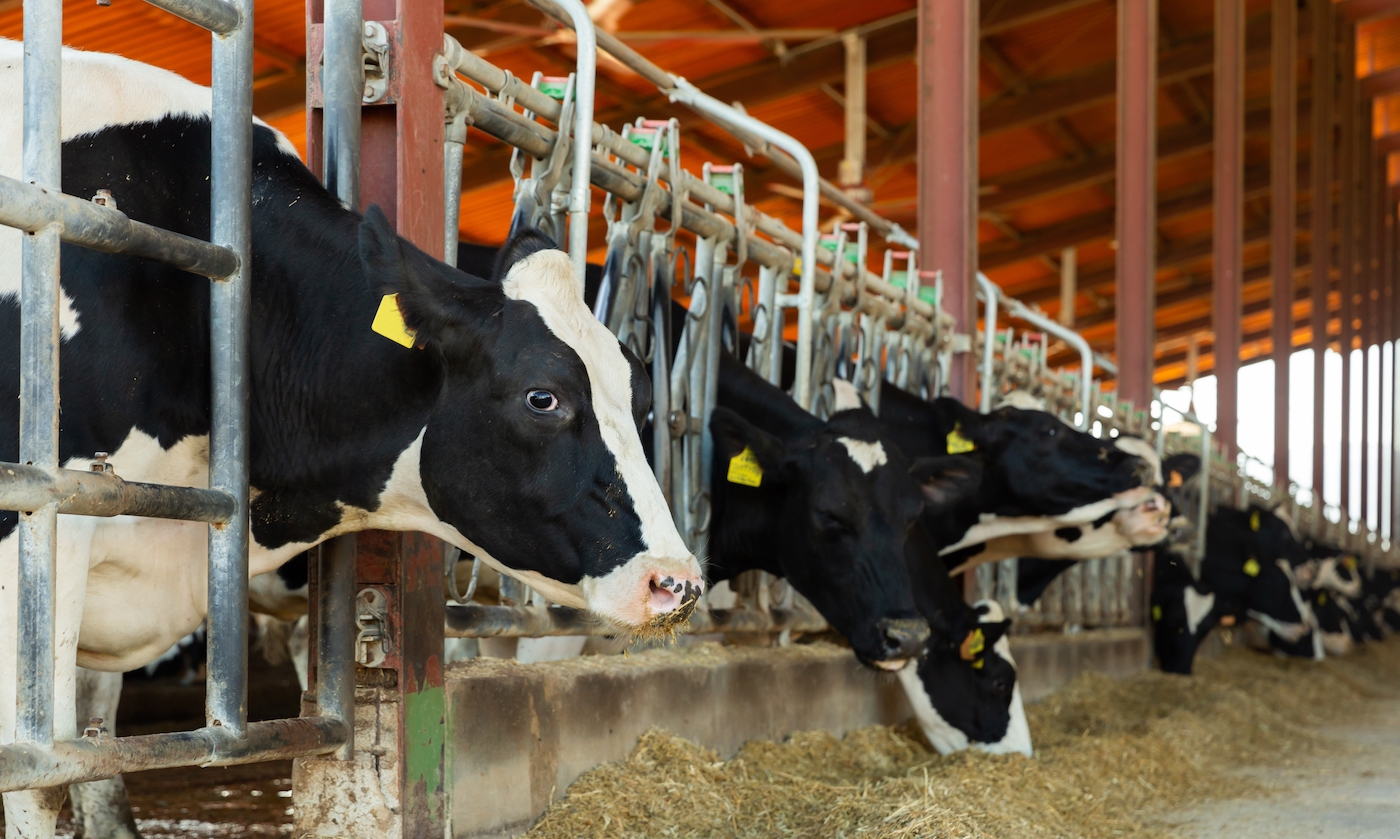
top-left (1152, 605), bottom-right (1163, 621)
top-left (372, 294), bottom-right (417, 348)
top-left (727, 446), bottom-right (763, 487)
top-left (1243, 558), bottom-right (1261, 577)
top-left (946, 423), bottom-right (976, 455)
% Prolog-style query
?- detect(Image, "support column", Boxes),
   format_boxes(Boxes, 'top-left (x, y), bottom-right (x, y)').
top-left (1339, 20), bottom-right (1357, 516)
top-left (918, 0), bottom-right (978, 403)
top-left (1272, 0), bottom-right (1297, 486)
top-left (1361, 101), bottom-right (1375, 523)
top-left (1311, 0), bottom-right (1334, 506)
top-left (1059, 246), bottom-right (1077, 328)
top-left (839, 33), bottom-right (867, 194)
top-left (1115, 0), bottom-right (1158, 407)
top-left (1214, 0), bottom-right (1244, 458)
top-left (298, 0), bottom-right (447, 837)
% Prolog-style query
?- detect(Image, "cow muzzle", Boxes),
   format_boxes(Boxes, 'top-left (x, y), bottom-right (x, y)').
top-left (579, 554), bottom-right (704, 638)
top-left (870, 617), bottom-right (931, 670)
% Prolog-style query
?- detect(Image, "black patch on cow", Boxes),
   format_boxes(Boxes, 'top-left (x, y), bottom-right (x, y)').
top-left (1016, 558), bottom-right (1077, 607)
top-left (491, 228), bottom-right (557, 281)
top-left (277, 552), bottom-right (310, 591)
top-left (1091, 511), bottom-right (1115, 529)
top-left (1054, 526), bottom-right (1082, 542)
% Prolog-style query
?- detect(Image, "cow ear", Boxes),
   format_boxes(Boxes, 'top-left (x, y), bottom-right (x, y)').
top-left (492, 227), bottom-right (559, 284)
top-left (708, 407), bottom-right (785, 477)
top-left (978, 619), bottom-right (1011, 647)
top-left (1162, 453), bottom-right (1201, 487)
top-left (910, 455), bottom-right (981, 511)
top-left (359, 205), bottom-right (497, 350)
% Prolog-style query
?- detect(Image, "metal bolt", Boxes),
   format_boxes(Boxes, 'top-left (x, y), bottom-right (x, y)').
top-left (91, 452), bottom-right (113, 474)
top-left (83, 718), bottom-right (107, 738)
top-left (91, 189), bottom-right (116, 210)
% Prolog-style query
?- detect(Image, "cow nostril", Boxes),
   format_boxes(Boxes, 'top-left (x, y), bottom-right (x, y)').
top-left (879, 620), bottom-right (931, 658)
top-left (648, 579), bottom-right (678, 612)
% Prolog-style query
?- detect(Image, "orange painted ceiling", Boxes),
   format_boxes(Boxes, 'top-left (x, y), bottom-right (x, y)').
top-left (4, 0), bottom-right (1400, 386)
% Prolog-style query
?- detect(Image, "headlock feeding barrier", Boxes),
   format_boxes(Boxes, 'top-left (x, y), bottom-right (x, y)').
top-left (1, 0), bottom-right (1397, 835)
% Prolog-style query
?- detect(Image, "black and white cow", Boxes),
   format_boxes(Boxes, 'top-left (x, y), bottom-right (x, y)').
top-left (0, 41), bottom-right (703, 836)
top-left (1150, 505), bottom-right (1321, 673)
top-left (872, 384), bottom-right (1166, 573)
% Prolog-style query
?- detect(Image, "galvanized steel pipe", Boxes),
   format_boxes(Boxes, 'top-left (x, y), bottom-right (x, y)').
top-left (321, 0), bottom-right (363, 212)
top-left (141, 0), bottom-right (241, 35)
top-left (444, 603), bottom-right (828, 637)
top-left (0, 462), bottom-right (237, 522)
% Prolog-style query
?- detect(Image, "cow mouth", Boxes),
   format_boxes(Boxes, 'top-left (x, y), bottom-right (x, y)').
top-left (629, 579), bottom-right (702, 640)
top-left (870, 658), bottom-right (909, 672)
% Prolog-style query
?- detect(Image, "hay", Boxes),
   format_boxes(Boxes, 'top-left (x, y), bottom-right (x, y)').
top-left (526, 638), bottom-right (1400, 839)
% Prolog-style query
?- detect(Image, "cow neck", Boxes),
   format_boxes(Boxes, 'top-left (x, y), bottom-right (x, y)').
top-left (716, 352), bottom-right (824, 438)
top-left (245, 152), bottom-right (447, 523)
top-left (905, 518), bottom-right (973, 637)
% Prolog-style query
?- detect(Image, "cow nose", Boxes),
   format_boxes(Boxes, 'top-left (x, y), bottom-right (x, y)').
top-left (646, 572), bottom-right (703, 621)
top-left (877, 618), bottom-right (931, 659)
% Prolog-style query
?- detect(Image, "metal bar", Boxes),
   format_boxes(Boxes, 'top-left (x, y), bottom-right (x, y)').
top-left (0, 175), bottom-right (239, 279)
top-left (0, 462), bottom-right (236, 522)
top-left (1362, 102), bottom-right (1376, 524)
top-left (1115, 0), bottom-right (1158, 405)
top-left (1059, 245), bottom-right (1076, 327)
top-left (919, 0), bottom-right (978, 402)
top-left (0, 718), bottom-right (347, 793)
top-left (1214, 0), bottom-right (1244, 457)
top-left (141, 0), bottom-right (241, 35)
top-left (1312, 0), bottom-right (1335, 507)
top-left (523, 0), bottom-right (595, 287)
top-left (665, 79), bottom-right (821, 410)
top-left (206, 0), bottom-right (254, 735)
top-left (321, 0), bottom-right (362, 212)
top-left (992, 277), bottom-right (1098, 430)
top-left (444, 604), bottom-right (828, 637)
top-left (17, 0), bottom-right (64, 750)
top-left (1340, 19), bottom-right (1357, 517)
top-left (839, 32), bottom-right (866, 189)
top-left (444, 112), bottom-right (466, 266)
top-left (316, 539), bottom-right (356, 760)
top-left (1272, 0), bottom-right (1297, 486)
top-left (977, 274), bottom-right (998, 413)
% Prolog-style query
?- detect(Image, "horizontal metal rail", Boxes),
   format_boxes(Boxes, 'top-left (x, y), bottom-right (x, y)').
top-left (141, 0), bottom-right (241, 35)
top-left (443, 37), bottom-right (941, 338)
top-left (524, 0), bottom-right (920, 251)
top-left (445, 603), bottom-right (829, 637)
top-left (0, 462), bottom-right (237, 523)
top-left (0, 174), bottom-right (239, 279)
top-left (0, 716), bottom-right (346, 792)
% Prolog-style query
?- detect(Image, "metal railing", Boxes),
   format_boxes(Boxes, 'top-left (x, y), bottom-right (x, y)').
top-left (0, 0), bottom-right (348, 797)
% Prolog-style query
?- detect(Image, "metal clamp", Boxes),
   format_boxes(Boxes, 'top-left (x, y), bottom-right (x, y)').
top-left (361, 21), bottom-right (391, 104)
top-left (354, 587), bottom-right (389, 668)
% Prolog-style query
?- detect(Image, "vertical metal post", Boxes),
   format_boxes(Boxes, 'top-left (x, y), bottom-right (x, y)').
top-left (206, 0), bottom-right (254, 736)
top-left (917, 0), bottom-right (978, 403)
top-left (444, 111), bottom-right (466, 267)
top-left (17, 0), bottom-right (64, 747)
top-left (322, 0), bottom-right (363, 211)
top-left (1311, 0), bottom-right (1334, 506)
top-left (839, 32), bottom-right (866, 191)
top-left (1214, 0), bottom-right (1244, 458)
top-left (1339, 20), bottom-right (1357, 517)
top-left (1272, 0), bottom-right (1297, 485)
top-left (1059, 246), bottom-right (1076, 327)
top-left (316, 539), bottom-right (356, 759)
top-left (1115, 0), bottom-right (1158, 407)
top-left (1361, 102), bottom-right (1375, 523)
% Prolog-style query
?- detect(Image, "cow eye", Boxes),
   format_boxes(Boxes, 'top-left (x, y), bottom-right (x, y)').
top-left (526, 390), bottom-right (559, 413)
top-left (1046, 426), bottom-right (1057, 437)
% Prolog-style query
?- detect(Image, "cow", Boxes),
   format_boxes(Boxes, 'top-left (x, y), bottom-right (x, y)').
top-left (1150, 505), bottom-right (1321, 673)
top-left (0, 41), bottom-right (703, 837)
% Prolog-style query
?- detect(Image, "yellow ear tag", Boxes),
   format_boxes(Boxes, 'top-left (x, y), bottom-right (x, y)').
top-left (1318, 592), bottom-right (1328, 605)
top-left (1249, 511), bottom-right (1261, 532)
top-left (372, 294), bottom-right (417, 348)
top-left (1243, 557), bottom-right (1261, 577)
top-left (1344, 556), bottom-right (1358, 571)
top-left (1152, 605), bottom-right (1163, 621)
top-left (726, 446), bottom-right (763, 487)
top-left (946, 424), bottom-right (976, 455)
top-left (959, 627), bottom-right (985, 661)
top-left (971, 657), bottom-right (985, 669)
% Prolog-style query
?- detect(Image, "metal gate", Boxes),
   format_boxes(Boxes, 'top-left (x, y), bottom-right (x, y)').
top-left (0, 0), bottom-right (349, 798)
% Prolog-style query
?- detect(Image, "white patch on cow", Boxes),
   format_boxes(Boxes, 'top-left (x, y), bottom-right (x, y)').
top-left (1246, 572), bottom-right (1315, 648)
top-left (895, 660), bottom-right (970, 756)
top-left (831, 378), bottom-right (864, 412)
top-left (837, 437), bottom-right (887, 474)
top-left (502, 248), bottom-right (701, 627)
top-left (1184, 587), bottom-right (1215, 635)
top-left (0, 40), bottom-right (300, 341)
top-left (993, 390), bottom-right (1046, 412)
top-left (1321, 630), bottom-right (1354, 657)
top-left (1315, 558), bottom-right (1363, 599)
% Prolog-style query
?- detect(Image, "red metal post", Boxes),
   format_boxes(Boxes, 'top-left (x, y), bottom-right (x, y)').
top-left (918, 0), bottom-right (978, 404)
top-left (1339, 21), bottom-right (1356, 516)
top-left (298, 1), bottom-right (447, 836)
top-left (1311, 0), bottom-right (1334, 507)
top-left (1116, 0), bottom-right (1158, 407)
top-left (1272, 0), bottom-right (1297, 485)
top-left (1214, 0), bottom-right (1244, 458)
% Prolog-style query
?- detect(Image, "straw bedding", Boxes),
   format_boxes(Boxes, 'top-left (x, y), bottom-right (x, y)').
top-left (525, 638), bottom-right (1400, 838)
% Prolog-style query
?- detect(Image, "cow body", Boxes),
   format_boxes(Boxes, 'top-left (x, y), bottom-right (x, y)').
top-left (1, 42), bottom-right (702, 837)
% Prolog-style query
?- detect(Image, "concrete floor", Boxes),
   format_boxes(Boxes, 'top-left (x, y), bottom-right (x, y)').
top-left (1169, 699), bottom-right (1400, 839)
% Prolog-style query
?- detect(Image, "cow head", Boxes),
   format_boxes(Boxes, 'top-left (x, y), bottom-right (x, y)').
top-left (897, 601), bottom-right (1031, 756)
top-left (708, 405), bottom-right (930, 668)
top-left (362, 211), bottom-right (702, 633)
top-left (1150, 551), bottom-right (1219, 675)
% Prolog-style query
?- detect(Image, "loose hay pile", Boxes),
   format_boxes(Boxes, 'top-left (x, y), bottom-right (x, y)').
top-left (526, 638), bottom-right (1400, 839)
